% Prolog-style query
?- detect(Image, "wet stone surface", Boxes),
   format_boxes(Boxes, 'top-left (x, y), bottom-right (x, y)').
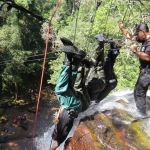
top-left (2, 90), bottom-right (150, 150)
top-left (64, 91), bottom-right (150, 150)
top-left (0, 90), bottom-right (59, 150)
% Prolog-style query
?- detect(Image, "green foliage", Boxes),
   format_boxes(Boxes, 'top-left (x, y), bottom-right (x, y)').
top-left (0, 0), bottom-right (150, 97)
top-left (48, 52), bottom-right (64, 85)
top-left (49, 0), bottom-right (150, 91)
top-left (0, 0), bottom-right (51, 96)
top-left (114, 49), bottom-right (139, 90)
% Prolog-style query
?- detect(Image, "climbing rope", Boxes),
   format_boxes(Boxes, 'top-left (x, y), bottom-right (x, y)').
top-left (116, 1), bottom-right (130, 40)
top-left (137, 0), bottom-right (150, 14)
top-left (104, 0), bottom-right (114, 33)
top-left (73, 0), bottom-right (82, 43)
top-left (84, 0), bottom-right (102, 52)
top-left (30, 0), bottom-right (62, 149)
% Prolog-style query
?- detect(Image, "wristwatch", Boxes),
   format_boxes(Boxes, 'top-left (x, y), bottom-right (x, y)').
top-left (133, 49), bottom-right (137, 54)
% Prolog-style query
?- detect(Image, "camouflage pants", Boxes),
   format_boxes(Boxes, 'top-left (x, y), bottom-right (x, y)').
top-left (74, 66), bottom-right (91, 111)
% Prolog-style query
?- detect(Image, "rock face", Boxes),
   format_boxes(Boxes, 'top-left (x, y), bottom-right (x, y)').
top-left (36, 90), bottom-right (150, 150)
top-left (63, 90), bottom-right (150, 150)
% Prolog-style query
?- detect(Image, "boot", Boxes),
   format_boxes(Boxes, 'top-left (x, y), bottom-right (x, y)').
top-left (60, 36), bottom-right (86, 70)
top-left (63, 54), bottom-right (72, 66)
top-left (60, 36), bottom-right (74, 46)
top-left (94, 32), bottom-right (106, 65)
top-left (94, 32), bottom-right (106, 43)
top-left (72, 56), bottom-right (85, 71)
top-left (110, 41), bottom-right (122, 50)
top-left (109, 40), bottom-right (121, 65)
top-left (60, 36), bottom-right (86, 58)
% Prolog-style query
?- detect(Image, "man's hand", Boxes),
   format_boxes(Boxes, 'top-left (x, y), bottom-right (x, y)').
top-left (130, 44), bottom-right (137, 52)
top-left (119, 22), bottom-right (136, 41)
top-left (119, 22), bottom-right (124, 29)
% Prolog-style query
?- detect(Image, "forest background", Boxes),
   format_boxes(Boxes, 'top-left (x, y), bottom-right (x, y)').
top-left (0, 0), bottom-right (150, 100)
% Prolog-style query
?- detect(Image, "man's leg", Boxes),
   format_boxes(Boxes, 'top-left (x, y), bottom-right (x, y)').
top-left (74, 65), bottom-right (91, 111)
top-left (51, 37), bottom-right (86, 149)
top-left (134, 69), bottom-right (150, 115)
top-left (54, 58), bottom-right (81, 121)
top-left (86, 34), bottom-right (106, 100)
top-left (96, 48), bottom-right (120, 102)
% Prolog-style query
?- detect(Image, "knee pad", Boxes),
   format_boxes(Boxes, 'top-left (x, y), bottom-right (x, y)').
top-left (106, 79), bottom-right (118, 90)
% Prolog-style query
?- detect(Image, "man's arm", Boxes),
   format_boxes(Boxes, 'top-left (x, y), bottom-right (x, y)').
top-left (135, 51), bottom-right (150, 61)
top-left (130, 44), bottom-right (150, 61)
top-left (119, 22), bottom-right (136, 41)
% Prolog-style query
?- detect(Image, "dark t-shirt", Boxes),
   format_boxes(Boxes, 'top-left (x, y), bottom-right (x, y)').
top-left (139, 37), bottom-right (150, 68)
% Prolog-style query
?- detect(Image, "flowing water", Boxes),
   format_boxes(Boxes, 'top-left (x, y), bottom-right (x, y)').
top-left (35, 89), bottom-right (150, 150)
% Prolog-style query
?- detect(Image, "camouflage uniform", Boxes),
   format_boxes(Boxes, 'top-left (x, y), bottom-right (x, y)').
top-left (96, 49), bottom-right (119, 102)
top-left (73, 42), bottom-right (106, 110)
top-left (74, 36), bottom-right (121, 105)
top-left (52, 36), bottom-right (120, 148)
top-left (74, 65), bottom-right (91, 111)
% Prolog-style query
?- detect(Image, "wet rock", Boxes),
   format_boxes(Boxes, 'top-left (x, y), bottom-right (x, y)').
top-left (49, 91), bottom-right (150, 150)
top-left (19, 100), bottom-right (25, 103)
top-left (0, 108), bottom-right (4, 114)
top-left (27, 107), bottom-right (40, 113)
top-left (0, 116), bottom-right (8, 124)
top-left (0, 136), bottom-right (5, 143)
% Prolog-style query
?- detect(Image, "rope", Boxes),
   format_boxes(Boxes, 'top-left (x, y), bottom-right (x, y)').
top-left (85, 0), bottom-right (102, 52)
top-left (0, 57), bottom-right (56, 66)
top-left (0, 52), bottom-right (57, 65)
top-left (73, 0), bottom-right (82, 43)
top-left (30, 0), bottom-right (62, 149)
top-left (137, 0), bottom-right (150, 14)
top-left (116, 2), bottom-right (129, 39)
top-left (104, 0), bottom-right (114, 33)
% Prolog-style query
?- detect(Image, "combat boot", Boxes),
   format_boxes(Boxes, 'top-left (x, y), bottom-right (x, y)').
top-left (94, 32), bottom-right (106, 43)
top-left (94, 32), bottom-right (106, 64)
top-left (110, 40), bottom-right (122, 50)
top-left (60, 36), bottom-right (86, 71)
top-left (60, 36), bottom-right (86, 58)
top-left (60, 36), bottom-right (74, 46)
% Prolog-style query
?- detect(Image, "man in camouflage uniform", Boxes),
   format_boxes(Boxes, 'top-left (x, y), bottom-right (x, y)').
top-left (74, 33), bottom-right (121, 110)
top-left (50, 37), bottom-right (89, 150)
